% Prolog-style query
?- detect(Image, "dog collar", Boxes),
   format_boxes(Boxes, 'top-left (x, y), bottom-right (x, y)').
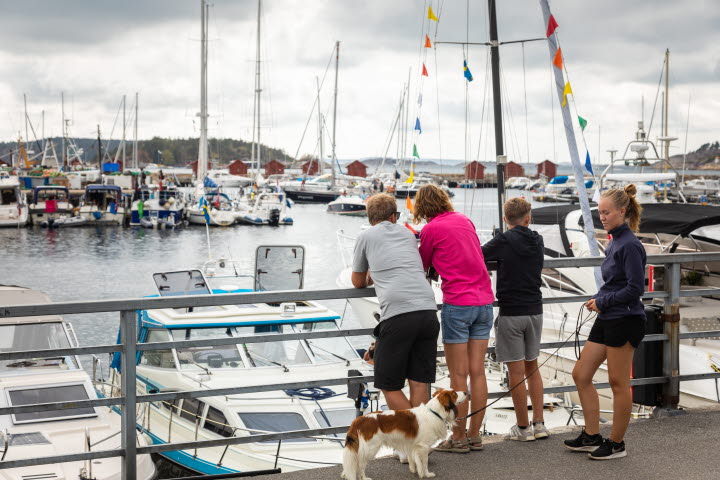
top-left (426, 407), bottom-right (444, 422)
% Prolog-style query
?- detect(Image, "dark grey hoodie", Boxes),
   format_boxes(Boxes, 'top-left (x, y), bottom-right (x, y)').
top-left (482, 225), bottom-right (544, 316)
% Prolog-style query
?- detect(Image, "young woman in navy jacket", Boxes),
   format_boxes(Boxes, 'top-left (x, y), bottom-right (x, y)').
top-left (564, 184), bottom-right (646, 460)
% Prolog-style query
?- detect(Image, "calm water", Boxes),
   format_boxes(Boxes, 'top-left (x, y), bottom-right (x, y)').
top-left (0, 188), bottom-right (534, 348)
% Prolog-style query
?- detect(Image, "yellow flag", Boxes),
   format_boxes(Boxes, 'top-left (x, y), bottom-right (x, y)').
top-left (405, 170), bottom-right (415, 184)
top-left (428, 6), bottom-right (439, 21)
top-left (562, 82), bottom-right (573, 107)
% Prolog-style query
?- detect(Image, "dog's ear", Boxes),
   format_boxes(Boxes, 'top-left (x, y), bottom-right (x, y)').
top-left (431, 389), bottom-right (442, 398)
top-left (450, 391), bottom-right (458, 404)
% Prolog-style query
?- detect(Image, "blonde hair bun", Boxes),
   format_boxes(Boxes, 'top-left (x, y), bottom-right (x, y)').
top-left (624, 184), bottom-right (637, 197)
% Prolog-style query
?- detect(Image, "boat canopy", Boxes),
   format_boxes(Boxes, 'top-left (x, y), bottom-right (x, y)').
top-left (33, 185), bottom-right (69, 203)
top-left (604, 173), bottom-right (677, 183)
top-left (86, 184), bottom-right (122, 193)
top-left (531, 205), bottom-right (587, 225)
top-left (548, 176), bottom-right (569, 185)
top-left (580, 204), bottom-right (720, 237)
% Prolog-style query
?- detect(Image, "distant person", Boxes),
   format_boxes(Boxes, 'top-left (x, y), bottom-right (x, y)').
top-left (482, 197), bottom-right (548, 441)
top-left (351, 194), bottom-right (439, 412)
top-left (565, 184), bottom-right (646, 460)
top-left (414, 184), bottom-right (493, 453)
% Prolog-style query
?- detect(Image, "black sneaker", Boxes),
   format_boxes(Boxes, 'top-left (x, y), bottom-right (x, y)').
top-left (563, 429), bottom-right (603, 452)
top-left (589, 438), bottom-right (627, 460)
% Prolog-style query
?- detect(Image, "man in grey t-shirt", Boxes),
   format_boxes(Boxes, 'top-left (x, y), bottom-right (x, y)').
top-left (352, 194), bottom-right (438, 410)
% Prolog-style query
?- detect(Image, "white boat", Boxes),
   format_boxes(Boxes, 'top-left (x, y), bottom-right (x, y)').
top-left (130, 185), bottom-right (186, 228)
top-left (0, 286), bottom-right (156, 480)
top-left (505, 176), bottom-right (532, 190)
top-left (28, 185), bottom-right (74, 226)
top-left (187, 190), bottom-right (244, 227)
top-left (236, 191), bottom-right (293, 226)
top-left (0, 176), bottom-right (29, 227)
top-left (207, 169), bottom-right (253, 188)
top-left (78, 185), bottom-right (126, 226)
top-left (682, 178), bottom-right (720, 198)
top-left (326, 195), bottom-right (366, 216)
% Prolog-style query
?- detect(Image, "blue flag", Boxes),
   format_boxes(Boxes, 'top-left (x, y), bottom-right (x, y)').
top-left (463, 60), bottom-right (473, 82)
top-left (200, 198), bottom-right (211, 224)
top-left (414, 117), bottom-right (422, 134)
top-left (585, 151), bottom-right (594, 175)
top-left (203, 176), bottom-right (218, 188)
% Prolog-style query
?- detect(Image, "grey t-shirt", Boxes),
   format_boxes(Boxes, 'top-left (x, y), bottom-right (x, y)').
top-left (352, 221), bottom-right (437, 321)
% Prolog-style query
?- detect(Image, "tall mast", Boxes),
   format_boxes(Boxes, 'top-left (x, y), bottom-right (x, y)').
top-left (23, 94), bottom-right (28, 145)
top-left (488, 0), bottom-right (506, 231)
top-left (197, 0), bottom-right (209, 180)
top-left (316, 76), bottom-right (324, 175)
top-left (331, 41), bottom-right (339, 188)
top-left (133, 92), bottom-right (138, 169)
top-left (664, 49), bottom-right (670, 164)
top-left (97, 124), bottom-right (102, 172)
top-left (121, 95), bottom-right (126, 166)
top-left (251, 0), bottom-right (263, 179)
top-left (61, 92), bottom-right (67, 168)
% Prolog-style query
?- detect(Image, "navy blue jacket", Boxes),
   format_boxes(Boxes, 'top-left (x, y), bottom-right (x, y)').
top-left (593, 223), bottom-right (647, 320)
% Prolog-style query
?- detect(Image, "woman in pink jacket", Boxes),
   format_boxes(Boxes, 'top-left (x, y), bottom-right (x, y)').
top-left (414, 185), bottom-right (494, 453)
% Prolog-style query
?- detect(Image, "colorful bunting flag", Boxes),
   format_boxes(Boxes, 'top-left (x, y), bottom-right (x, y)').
top-left (424, 35), bottom-right (432, 48)
top-left (418, 93), bottom-right (423, 107)
top-left (578, 116), bottom-right (588, 131)
top-left (463, 60), bottom-right (473, 82)
top-left (546, 14), bottom-right (558, 37)
top-left (413, 144), bottom-right (420, 158)
top-left (414, 117), bottom-right (422, 134)
top-left (561, 82), bottom-right (573, 107)
top-left (422, 63), bottom-right (429, 77)
top-left (406, 196), bottom-right (413, 211)
top-left (428, 6), bottom-right (439, 21)
top-left (585, 151), bottom-right (594, 175)
top-left (406, 169), bottom-right (415, 184)
top-left (553, 47), bottom-right (563, 69)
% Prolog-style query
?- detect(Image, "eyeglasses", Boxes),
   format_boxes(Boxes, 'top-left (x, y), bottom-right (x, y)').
top-left (394, 212), bottom-right (401, 218)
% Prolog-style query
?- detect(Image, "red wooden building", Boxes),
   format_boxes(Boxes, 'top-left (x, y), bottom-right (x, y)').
top-left (301, 160), bottom-right (319, 176)
top-left (504, 161), bottom-right (525, 178)
top-left (264, 159), bottom-right (285, 176)
top-left (536, 159), bottom-right (557, 179)
top-left (228, 159), bottom-right (248, 176)
top-left (345, 160), bottom-right (368, 178)
top-left (465, 161), bottom-right (485, 180)
top-left (189, 160), bottom-right (213, 176)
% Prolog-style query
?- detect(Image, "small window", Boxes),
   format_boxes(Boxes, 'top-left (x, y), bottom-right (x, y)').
top-left (238, 412), bottom-right (311, 443)
top-left (9, 385), bottom-right (96, 423)
top-left (313, 408), bottom-right (357, 428)
top-left (179, 398), bottom-right (205, 423)
top-left (204, 406), bottom-right (234, 437)
top-left (140, 330), bottom-right (176, 368)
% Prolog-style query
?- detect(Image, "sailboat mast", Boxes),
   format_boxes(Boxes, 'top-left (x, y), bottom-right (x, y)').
top-left (122, 95), bottom-right (126, 166)
top-left (317, 76), bottom-right (324, 175)
top-left (488, 0), bottom-right (506, 232)
top-left (198, 0), bottom-right (209, 180)
top-left (664, 49), bottom-right (670, 162)
top-left (61, 92), bottom-right (67, 168)
top-left (133, 92), bottom-right (138, 169)
top-left (252, 0), bottom-right (263, 179)
top-left (23, 94), bottom-right (28, 145)
top-left (331, 41), bottom-right (339, 188)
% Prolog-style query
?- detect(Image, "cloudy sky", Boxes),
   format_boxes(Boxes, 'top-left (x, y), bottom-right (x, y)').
top-left (1, 0), bottom-right (718, 166)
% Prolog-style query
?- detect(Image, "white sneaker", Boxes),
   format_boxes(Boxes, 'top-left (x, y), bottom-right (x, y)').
top-left (533, 421), bottom-right (550, 439)
top-left (506, 424), bottom-right (536, 442)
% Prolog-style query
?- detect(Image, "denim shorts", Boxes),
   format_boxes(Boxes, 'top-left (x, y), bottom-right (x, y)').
top-left (440, 304), bottom-right (494, 344)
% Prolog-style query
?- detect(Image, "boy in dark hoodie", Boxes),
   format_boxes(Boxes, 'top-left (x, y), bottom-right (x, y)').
top-left (482, 197), bottom-right (548, 441)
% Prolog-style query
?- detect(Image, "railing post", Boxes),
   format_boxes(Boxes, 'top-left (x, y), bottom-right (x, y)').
top-left (120, 310), bottom-right (138, 480)
top-left (655, 263), bottom-right (685, 417)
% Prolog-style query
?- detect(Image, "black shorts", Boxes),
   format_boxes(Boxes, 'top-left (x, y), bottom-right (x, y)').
top-left (587, 315), bottom-right (646, 348)
top-left (372, 310), bottom-right (439, 391)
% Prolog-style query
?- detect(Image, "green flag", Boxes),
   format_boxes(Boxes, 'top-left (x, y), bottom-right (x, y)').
top-left (138, 200), bottom-right (144, 219)
top-left (413, 144), bottom-right (420, 158)
top-left (578, 116), bottom-right (588, 131)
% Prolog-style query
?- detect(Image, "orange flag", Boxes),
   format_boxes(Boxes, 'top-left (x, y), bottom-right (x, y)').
top-left (424, 34), bottom-right (432, 48)
top-left (553, 47), bottom-right (563, 69)
top-left (406, 196), bottom-right (413, 212)
top-left (422, 63), bottom-right (429, 76)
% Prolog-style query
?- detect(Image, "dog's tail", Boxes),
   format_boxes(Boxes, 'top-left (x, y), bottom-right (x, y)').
top-left (341, 429), bottom-right (360, 480)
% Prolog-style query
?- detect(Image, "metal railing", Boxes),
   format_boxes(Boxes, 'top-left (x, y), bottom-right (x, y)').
top-left (1, 252), bottom-right (720, 478)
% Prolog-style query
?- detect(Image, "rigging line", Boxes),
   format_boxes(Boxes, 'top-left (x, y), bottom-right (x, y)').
top-left (432, 0), bottom-right (445, 174)
top-left (645, 56), bottom-right (666, 142)
top-left (522, 42), bottom-right (531, 164)
top-left (550, 62), bottom-right (556, 162)
top-left (681, 92), bottom-right (691, 185)
top-left (469, 47), bottom-right (490, 220)
top-left (290, 46), bottom-right (336, 166)
top-left (499, 64), bottom-right (522, 165)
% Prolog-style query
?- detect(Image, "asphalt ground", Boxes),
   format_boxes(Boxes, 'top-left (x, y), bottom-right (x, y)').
top-left (252, 406), bottom-right (720, 480)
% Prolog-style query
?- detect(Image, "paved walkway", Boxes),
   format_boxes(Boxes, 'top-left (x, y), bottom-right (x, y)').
top-left (253, 406), bottom-right (720, 480)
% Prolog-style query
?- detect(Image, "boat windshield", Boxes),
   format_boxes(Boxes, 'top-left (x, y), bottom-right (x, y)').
top-left (36, 189), bottom-right (68, 201)
top-left (237, 325), bottom-right (311, 367)
top-left (171, 328), bottom-right (245, 370)
top-left (293, 321), bottom-right (359, 364)
top-left (0, 323), bottom-right (78, 371)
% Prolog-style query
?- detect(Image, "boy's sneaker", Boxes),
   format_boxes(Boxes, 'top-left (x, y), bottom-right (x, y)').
top-left (589, 439), bottom-right (627, 460)
top-left (564, 429), bottom-right (603, 452)
top-left (433, 437), bottom-right (470, 453)
top-left (532, 421), bottom-right (550, 439)
top-left (506, 424), bottom-right (535, 442)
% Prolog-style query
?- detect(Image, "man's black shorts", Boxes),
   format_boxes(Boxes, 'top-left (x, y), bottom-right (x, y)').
top-left (372, 310), bottom-right (439, 391)
top-left (588, 315), bottom-right (646, 348)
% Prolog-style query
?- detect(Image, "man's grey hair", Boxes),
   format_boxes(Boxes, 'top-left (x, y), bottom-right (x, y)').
top-left (367, 194), bottom-right (397, 225)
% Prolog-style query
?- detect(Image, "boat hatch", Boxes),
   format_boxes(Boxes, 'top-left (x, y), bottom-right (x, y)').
top-left (254, 245), bottom-right (305, 291)
top-left (0, 432), bottom-right (50, 447)
top-left (238, 412), bottom-right (312, 443)
top-left (0, 323), bottom-right (78, 370)
top-left (7, 384), bottom-right (96, 424)
top-left (153, 270), bottom-right (211, 297)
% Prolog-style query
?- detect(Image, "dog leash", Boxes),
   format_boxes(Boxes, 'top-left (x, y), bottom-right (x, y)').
top-left (457, 306), bottom-right (597, 421)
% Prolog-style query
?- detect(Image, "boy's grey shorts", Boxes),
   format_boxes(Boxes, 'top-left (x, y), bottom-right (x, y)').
top-left (494, 314), bottom-right (543, 363)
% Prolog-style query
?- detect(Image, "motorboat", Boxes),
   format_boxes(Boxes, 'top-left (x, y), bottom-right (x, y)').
top-left (0, 176), bottom-right (29, 227)
top-left (326, 195), bottom-right (367, 216)
top-left (187, 190), bottom-right (244, 227)
top-left (207, 169), bottom-right (253, 188)
top-left (0, 286), bottom-right (156, 480)
top-left (236, 191), bottom-right (293, 226)
top-left (392, 179), bottom-right (455, 199)
top-left (505, 176), bottom-right (532, 190)
top-left (130, 185), bottom-right (186, 228)
top-left (682, 178), bottom-right (720, 198)
top-left (78, 185), bottom-right (126, 226)
top-left (28, 185), bottom-right (74, 227)
top-left (282, 176), bottom-right (343, 204)
top-left (532, 175), bottom-right (595, 203)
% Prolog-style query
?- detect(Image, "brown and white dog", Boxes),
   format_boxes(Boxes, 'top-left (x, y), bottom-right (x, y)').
top-left (341, 389), bottom-right (467, 480)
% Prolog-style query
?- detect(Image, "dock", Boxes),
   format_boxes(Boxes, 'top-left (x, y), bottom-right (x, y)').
top-left (254, 405), bottom-right (720, 480)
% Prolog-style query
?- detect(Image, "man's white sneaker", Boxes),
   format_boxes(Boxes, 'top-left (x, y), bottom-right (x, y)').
top-left (506, 424), bottom-right (535, 442)
top-left (533, 421), bottom-right (550, 439)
